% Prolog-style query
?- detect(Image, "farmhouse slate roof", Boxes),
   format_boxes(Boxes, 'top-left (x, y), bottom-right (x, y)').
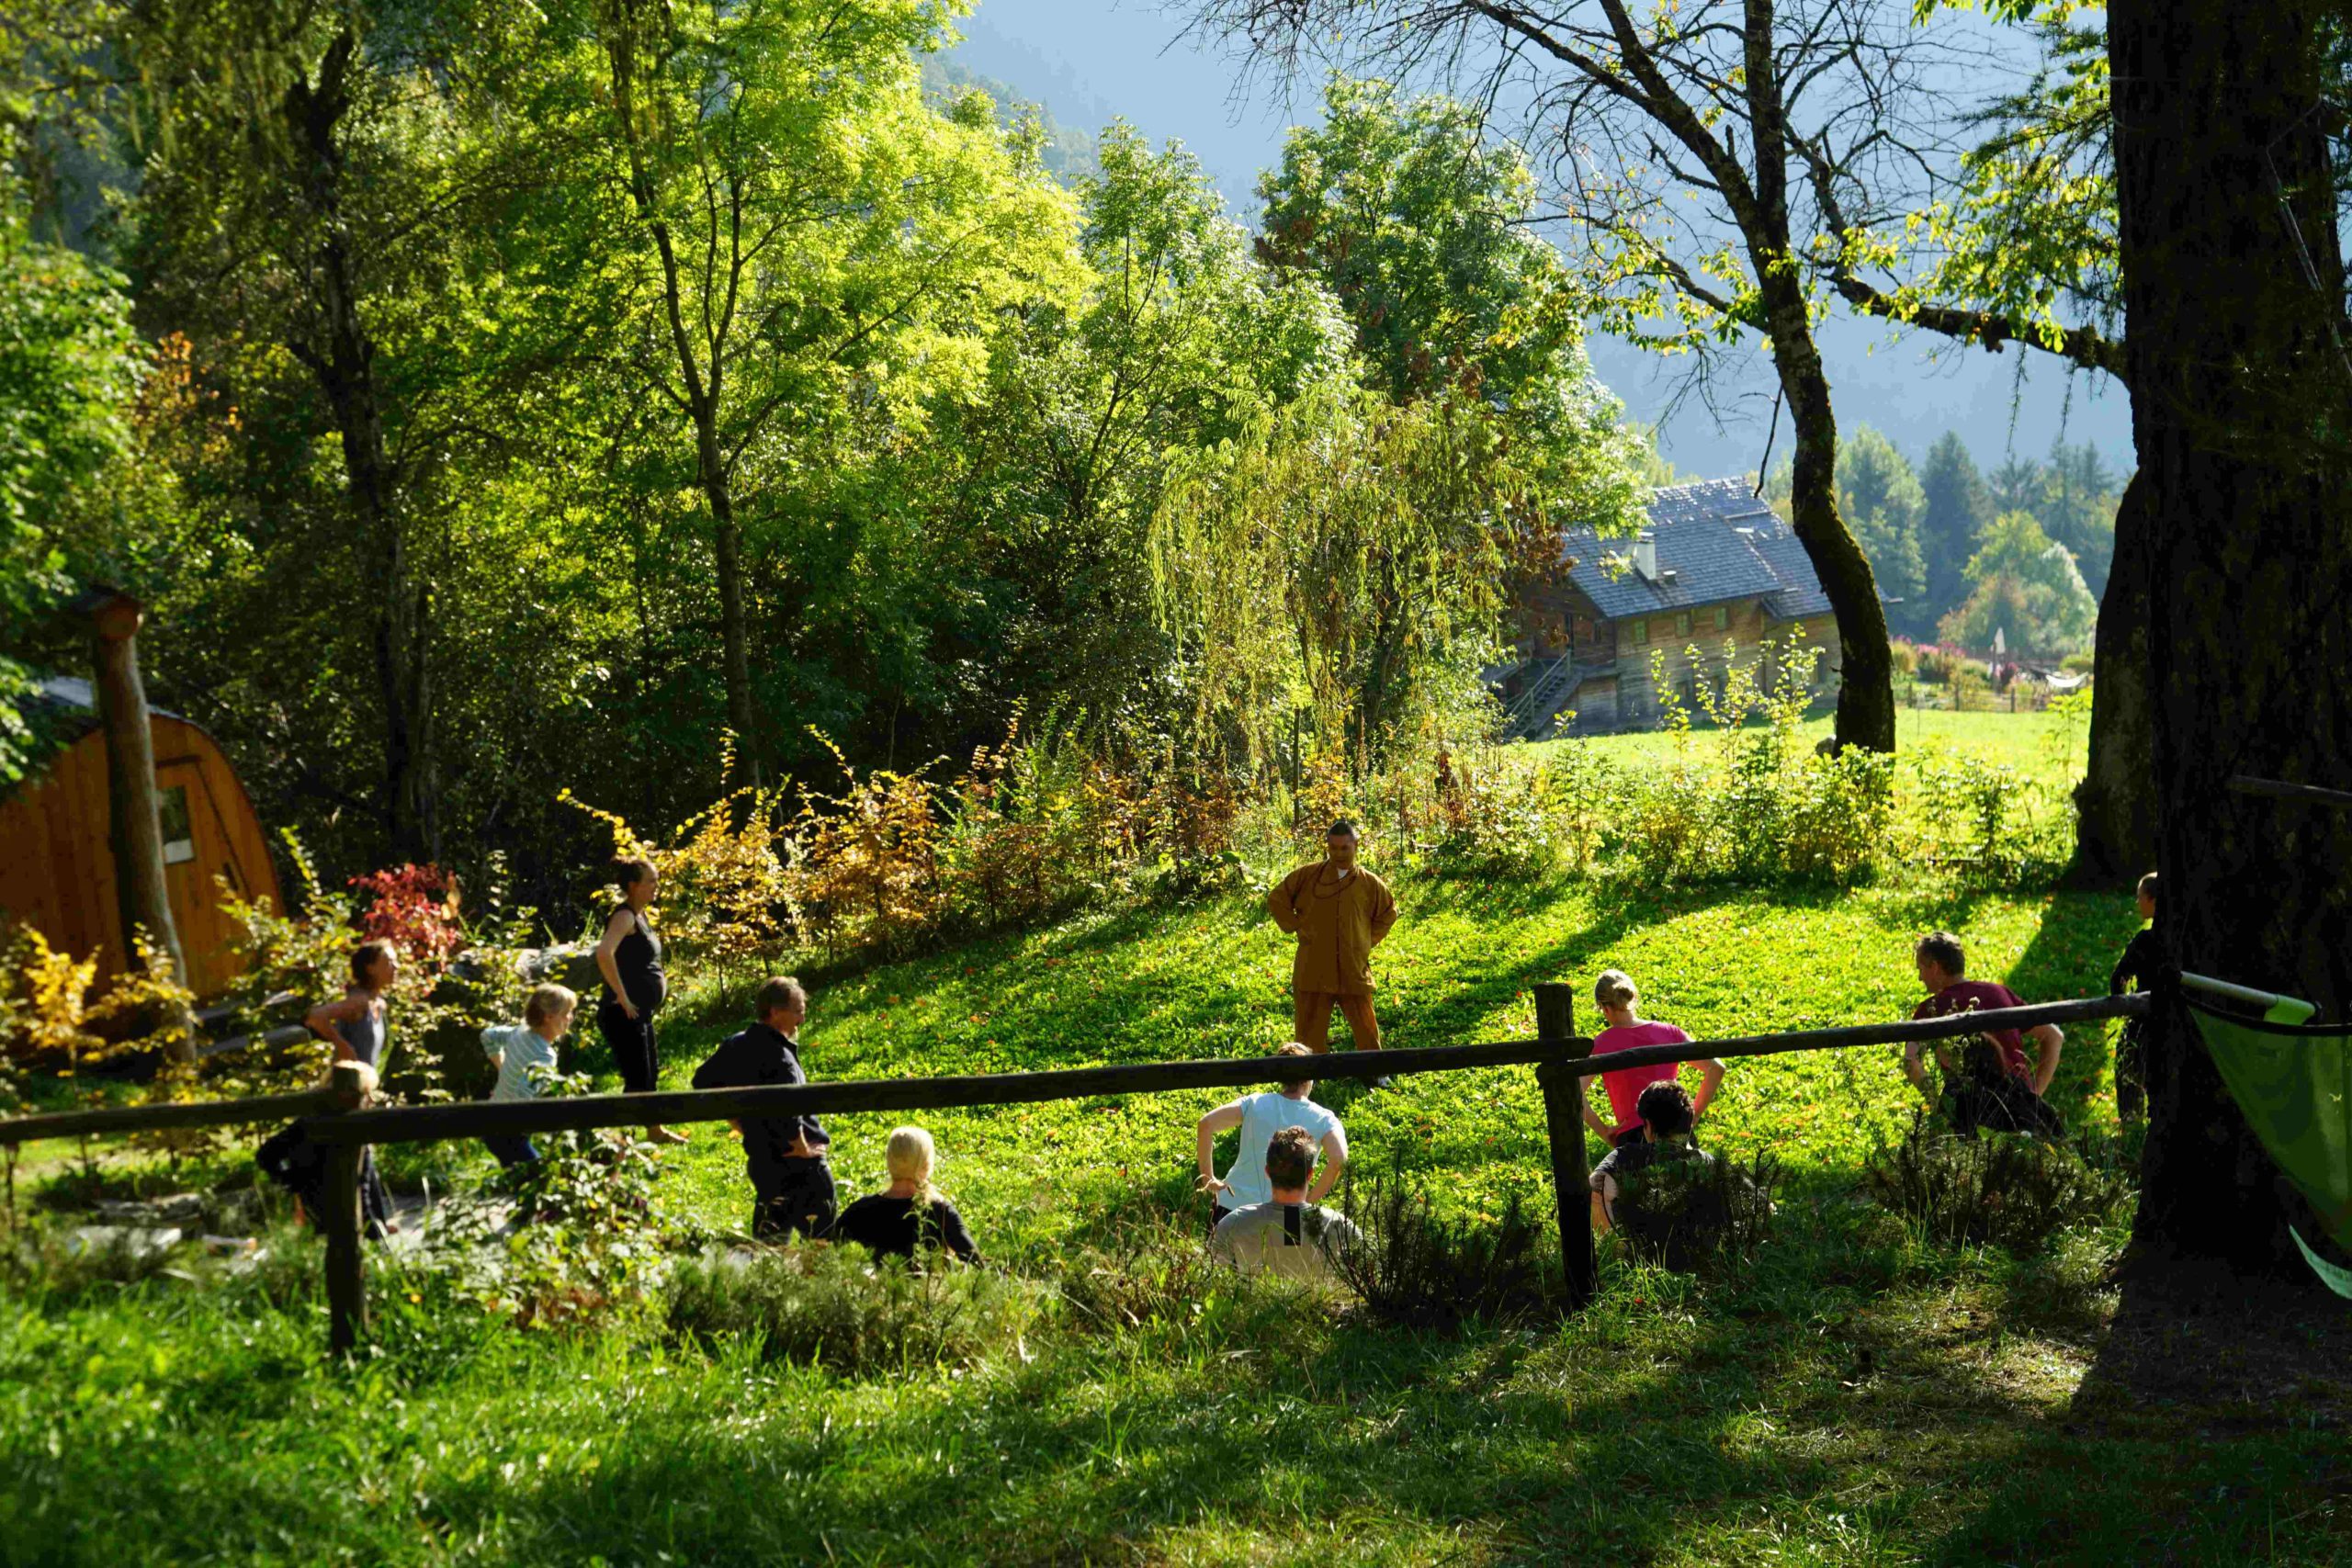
top-left (1556, 478), bottom-right (1835, 622)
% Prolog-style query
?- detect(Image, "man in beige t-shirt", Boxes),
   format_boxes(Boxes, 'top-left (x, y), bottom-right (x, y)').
top-left (1266, 819), bottom-right (1397, 1055)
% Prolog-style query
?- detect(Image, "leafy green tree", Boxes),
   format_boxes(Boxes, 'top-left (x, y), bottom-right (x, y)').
top-left (570, 0), bottom-right (1079, 785)
top-left (1917, 432), bottom-right (1994, 635)
top-left (0, 239), bottom-right (141, 781)
top-left (1937, 512), bottom-right (2098, 654)
top-left (119, 0), bottom-right (558, 861)
top-left (910, 124), bottom-right (1351, 749)
top-left (1255, 75), bottom-right (1627, 494)
top-left (1835, 427), bottom-right (1927, 626)
top-left (2037, 440), bottom-right (2120, 595)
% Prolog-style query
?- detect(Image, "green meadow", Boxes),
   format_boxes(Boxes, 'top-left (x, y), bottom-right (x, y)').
top-left (8, 714), bottom-right (2349, 1567)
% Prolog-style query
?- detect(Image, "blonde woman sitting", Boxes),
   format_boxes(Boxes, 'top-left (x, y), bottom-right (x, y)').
top-left (832, 1126), bottom-right (982, 1264)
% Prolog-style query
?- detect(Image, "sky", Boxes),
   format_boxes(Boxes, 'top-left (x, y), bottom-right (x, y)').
top-left (947, 0), bottom-right (2133, 483)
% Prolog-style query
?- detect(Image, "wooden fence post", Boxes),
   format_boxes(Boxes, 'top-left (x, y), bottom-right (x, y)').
top-left (322, 1063), bottom-right (370, 1356)
top-left (1534, 983), bottom-right (1597, 1309)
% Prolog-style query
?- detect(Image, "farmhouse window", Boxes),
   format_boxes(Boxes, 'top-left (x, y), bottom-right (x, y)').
top-left (1634, 618), bottom-right (1649, 645)
top-left (1675, 611), bottom-right (1691, 637)
top-left (1714, 604), bottom-right (1732, 630)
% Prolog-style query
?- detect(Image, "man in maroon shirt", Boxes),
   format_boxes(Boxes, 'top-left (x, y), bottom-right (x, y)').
top-left (1905, 931), bottom-right (2064, 1106)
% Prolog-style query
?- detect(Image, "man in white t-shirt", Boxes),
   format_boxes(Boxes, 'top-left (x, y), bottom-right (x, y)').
top-left (1211, 1127), bottom-right (1363, 1282)
top-left (1195, 1043), bottom-right (1349, 1231)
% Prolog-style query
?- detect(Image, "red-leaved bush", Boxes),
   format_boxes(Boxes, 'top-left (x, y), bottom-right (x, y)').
top-left (349, 863), bottom-right (465, 972)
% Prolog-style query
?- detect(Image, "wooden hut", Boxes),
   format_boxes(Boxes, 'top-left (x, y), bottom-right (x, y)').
top-left (0, 677), bottom-right (282, 998)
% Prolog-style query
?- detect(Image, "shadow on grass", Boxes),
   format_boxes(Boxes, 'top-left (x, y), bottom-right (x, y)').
top-left (1922, 1261), bottom-right (2352, 1565)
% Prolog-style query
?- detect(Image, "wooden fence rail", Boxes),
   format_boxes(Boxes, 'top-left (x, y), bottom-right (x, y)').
top-left (0, 988), bottom-right (2150, 1356)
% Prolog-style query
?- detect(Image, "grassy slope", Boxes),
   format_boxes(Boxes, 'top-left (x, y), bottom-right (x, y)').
top-left (8, 712), bottom-right (2348, 1565)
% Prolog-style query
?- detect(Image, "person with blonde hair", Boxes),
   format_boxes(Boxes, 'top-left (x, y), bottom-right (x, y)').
top-left (1196, 1043), bottom-right (1349, 1233)
top-left (832, 1126), bottom-right (982, 1263)
top-left (1585, 969), bottom-right (1724, 1149)
top-left (476, 983), bottom-right (579, 1168)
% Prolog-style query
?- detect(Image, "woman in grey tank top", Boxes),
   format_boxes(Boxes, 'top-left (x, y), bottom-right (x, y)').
top-left (300, 940), bottom-right (400, 1235)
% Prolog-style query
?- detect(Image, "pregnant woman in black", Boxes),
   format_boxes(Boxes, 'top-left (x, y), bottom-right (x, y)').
top-left (595, 857), bottom-right (687, 1145)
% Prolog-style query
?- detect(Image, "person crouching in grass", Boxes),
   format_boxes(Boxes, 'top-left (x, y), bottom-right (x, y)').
top-left (477, 983), bottom-right (577, 1168)
top-left (693, 976), bottom-right (834, 1241)
top-left (1906, 931), bottom-right (2065, 1136)
top-left (1589, 1081), bottom-right (1754, 1270)
top-left (1211, 1126), bottom-right (1363, 1282)
top-left (832, 1126), bottom-right (982, 1264)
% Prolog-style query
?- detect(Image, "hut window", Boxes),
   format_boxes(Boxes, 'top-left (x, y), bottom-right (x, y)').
top-left (1675, 611), bottom-right (1691, 637)
top-left (1714, 604), bottom-right (1732, 630)
top-left (158, 784), bottom-right (195, 865)
top-left (1633, 618), bottom-right (1649, 645)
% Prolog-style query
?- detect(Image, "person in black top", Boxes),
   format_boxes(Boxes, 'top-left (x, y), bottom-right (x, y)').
top-left (693, 976), bottom-right (834, 1240)
top-left (833, 1125), bottom-right (982, 1265)
top-left (1588, 1081), bottom-right (1756, 1271)
top-left (596, 857), bottom-right (684, 1145)
top-left (2108, 872), bottom-right (2160, 1122)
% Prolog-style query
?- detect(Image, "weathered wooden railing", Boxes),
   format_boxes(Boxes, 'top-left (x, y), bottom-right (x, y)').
top-left (0, 987), bottom-right (2150, 1354)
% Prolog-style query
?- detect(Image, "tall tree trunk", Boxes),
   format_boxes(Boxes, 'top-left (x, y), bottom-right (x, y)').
top-left (696, 423), bottom-right (762, 789)
top-left (1764, 299), bottom-right (1895, 753)
top-left (87, 592), bottom-right (197, 1061)
top-left (2111, 0), bottom-right (2352, 1274)
top-left (284, 32), bottom-right (433, 863)
top-left (2071, 470), bottom-right (2157, 884)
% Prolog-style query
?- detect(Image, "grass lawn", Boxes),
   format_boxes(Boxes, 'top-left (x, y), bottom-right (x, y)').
top-left (1530, 705), bottom-right (2089, 789)
top-left (7, 702), bottom-right (2346, 1566)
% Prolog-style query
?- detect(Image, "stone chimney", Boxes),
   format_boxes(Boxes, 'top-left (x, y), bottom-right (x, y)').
top-left (1633, 531), bottom-right (1658, 581)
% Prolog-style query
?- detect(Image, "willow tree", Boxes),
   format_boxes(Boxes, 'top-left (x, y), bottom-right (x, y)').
top-left (1149, 380), bottom-right (1632, 777)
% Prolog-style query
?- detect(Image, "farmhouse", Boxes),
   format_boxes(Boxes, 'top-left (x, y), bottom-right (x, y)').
top-left (0, 676), bottom-right (282, 998)
top-left (1498, 478), bottom-right (1845, 737)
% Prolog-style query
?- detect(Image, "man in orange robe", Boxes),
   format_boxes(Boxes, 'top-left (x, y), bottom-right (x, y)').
top-left (1267, 820), bottom-right (1397, 1073)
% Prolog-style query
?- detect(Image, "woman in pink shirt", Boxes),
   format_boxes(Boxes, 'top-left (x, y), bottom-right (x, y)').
top-left (1582, 969), bottom-right (1726, 1148)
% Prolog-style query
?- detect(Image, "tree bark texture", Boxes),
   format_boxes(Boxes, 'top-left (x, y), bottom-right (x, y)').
top-left (1737, 2), bottom-right (1893, 754)
top-left (2110, 0), bottom-right (2352, 1274)
top-left (89, 599), bottom-right (196, 1063)
top-left (283, 32), bottom-right (434, 863)
top-left (2071, 470), bottom-right (2158, 884)
top-left (1770, 320), bottom-right (1895, 753)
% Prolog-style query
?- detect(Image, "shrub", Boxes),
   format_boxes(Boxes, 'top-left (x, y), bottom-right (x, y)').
top-left (348, 863), bottom-right (465, 972)
top-left (1424, 761), bottom-right (1563, 879)
top-left (1888, 640), bottom-right (1918, 677)
top-left (424, 1073), bottom-right (687, 1329)
top-left (565, 744), bottom-right (793, 969)
top-left (1863, 1113), bottom-right (2131, 1255)
top-left (1057, 1215), bottom-right (1246, 1334)
top-left (1902, 745), bottom-right (2072, 882)
top-left (1599, 635), bottom-right (1894, 886)
top-left (666, 1242), bottom-right (1047, 1375)
top-left (1338, 1169), bottom-right (1566, 1332)
top-left (1605, 1149), bottom-right (1781, 1274)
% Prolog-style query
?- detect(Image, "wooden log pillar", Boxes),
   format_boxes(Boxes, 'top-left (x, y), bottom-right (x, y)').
top-left (1534, 982), bottom-right (1597, 1309)
top-left (321, 1062), bottom-right (371, 1356)
top-left (81, 587), bottom-right (195, 1065)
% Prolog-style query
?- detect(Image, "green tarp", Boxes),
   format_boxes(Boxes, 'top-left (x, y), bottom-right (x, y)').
top-left (2190, 1002), bottom-right (2352, 1295)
